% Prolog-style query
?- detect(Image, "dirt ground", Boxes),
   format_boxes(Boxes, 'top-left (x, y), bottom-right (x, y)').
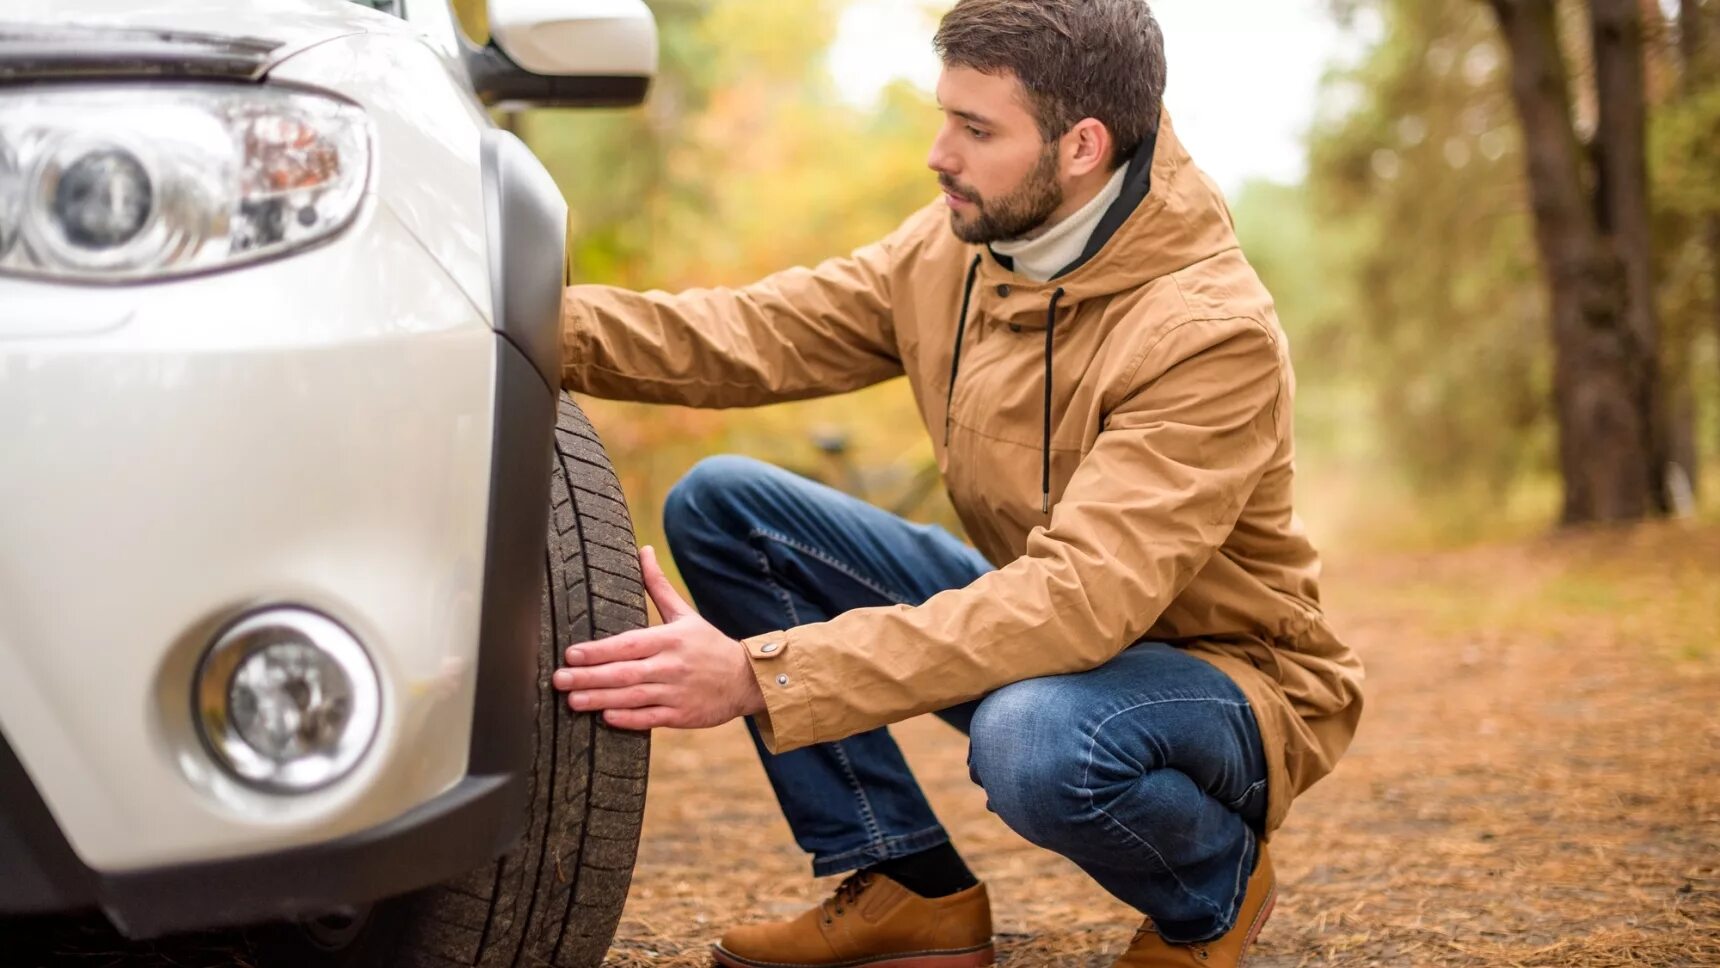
top-left (10, 524), bottom-right (1716, 967)
top-left (604, 522), bottom-right (1720, 967)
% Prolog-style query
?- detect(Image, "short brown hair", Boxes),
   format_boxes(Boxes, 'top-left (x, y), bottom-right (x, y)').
top-left (933, 0), bottom-right (1167, 166)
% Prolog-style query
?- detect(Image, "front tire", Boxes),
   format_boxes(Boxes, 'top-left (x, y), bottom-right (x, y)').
top-left (393, 394), bottom-right (652, 967)
top-left (258, 394), bottom-right (652, 968)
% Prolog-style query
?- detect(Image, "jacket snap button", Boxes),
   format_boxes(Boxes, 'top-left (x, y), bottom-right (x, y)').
top-left (759, 642), bottom-right (779, 653)
top-left (776, 674), bottom-right (790, 686)
top-left (995, 284), bottom-right (1011, 297)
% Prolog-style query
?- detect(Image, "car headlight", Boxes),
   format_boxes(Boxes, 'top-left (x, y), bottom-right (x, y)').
top-left (0, 84), bottom-right (369, 282)
top-left (196, 608), bottom-right (382, 793)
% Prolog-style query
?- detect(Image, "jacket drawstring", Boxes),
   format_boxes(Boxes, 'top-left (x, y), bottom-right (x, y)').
top-left (947, 259), bottom-right (1065, 515)
top-left (944, 254), bottom-right (983, 448)
top-left (1042, 287), bottom-right (1065, 515)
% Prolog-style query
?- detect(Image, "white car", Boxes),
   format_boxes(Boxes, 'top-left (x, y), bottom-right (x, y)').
top-left (0, 1), bottom-right (658, 965)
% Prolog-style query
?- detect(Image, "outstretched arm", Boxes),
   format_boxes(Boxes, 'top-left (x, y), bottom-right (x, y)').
top-left (560, 225), bottom-right (911, 409)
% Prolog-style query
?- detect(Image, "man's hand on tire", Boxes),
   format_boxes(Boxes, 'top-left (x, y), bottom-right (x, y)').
top-left (553, 545), bottom-right (766, 730)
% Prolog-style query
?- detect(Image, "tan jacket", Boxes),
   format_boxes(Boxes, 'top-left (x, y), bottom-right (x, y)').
top-left (560, 113), bottom-right (1363, 834)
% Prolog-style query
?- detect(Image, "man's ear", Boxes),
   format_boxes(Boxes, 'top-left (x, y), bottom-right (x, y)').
top-left (1064, 118), bottom-right (1113, 178)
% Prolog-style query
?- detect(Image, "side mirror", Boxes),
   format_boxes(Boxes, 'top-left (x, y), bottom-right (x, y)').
top-left (467, 0), bottom-right (658, 109)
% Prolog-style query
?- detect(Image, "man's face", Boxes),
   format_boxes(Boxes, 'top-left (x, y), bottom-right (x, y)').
top-left (928, 66), bottom-right (1064, 244)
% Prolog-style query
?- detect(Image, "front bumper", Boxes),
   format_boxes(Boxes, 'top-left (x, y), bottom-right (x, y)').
top-left (0, 197), bottom-right (555, 934)
top-left (0, 735), bottom-right (523, 938)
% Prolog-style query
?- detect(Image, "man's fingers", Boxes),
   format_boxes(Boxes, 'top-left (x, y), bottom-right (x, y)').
top-left (564, 684), bottom-right (668, 712)
top-left (565, 627), bottom-right (665, 666)
top-left (640, 545), bottom-right (695, 622)
top-left (553, 659), bottom-right (656, 692)
top-left (601, 706), bottom-right (679, 732)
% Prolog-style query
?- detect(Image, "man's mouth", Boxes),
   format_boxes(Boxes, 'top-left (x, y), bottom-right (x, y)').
top-left (940, 182), bottom-right (977, 211)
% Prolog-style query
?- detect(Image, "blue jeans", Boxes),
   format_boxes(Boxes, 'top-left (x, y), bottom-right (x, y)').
top-left (661, 455), bottom-right (1270, 943)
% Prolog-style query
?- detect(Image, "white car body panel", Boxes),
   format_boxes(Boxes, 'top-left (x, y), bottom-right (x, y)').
top-left (2, 0), bottom-right (401, 59)
top-left (0, 193), bottom-right (496, 871)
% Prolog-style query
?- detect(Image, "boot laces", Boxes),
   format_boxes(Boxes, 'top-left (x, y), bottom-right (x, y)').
top-left (819, 872), bottom-right (872, 925)
top-left (1131, 921), bottom-right (1210, 962)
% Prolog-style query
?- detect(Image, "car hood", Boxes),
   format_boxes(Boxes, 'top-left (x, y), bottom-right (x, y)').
top-left (0, 0), bottom-right (399, 80)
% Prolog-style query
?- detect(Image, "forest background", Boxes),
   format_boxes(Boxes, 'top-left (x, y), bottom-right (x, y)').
top-left (496, 2), bottom-right (1720, 962)
top-left (455, 0), bottom-right (1720, 563)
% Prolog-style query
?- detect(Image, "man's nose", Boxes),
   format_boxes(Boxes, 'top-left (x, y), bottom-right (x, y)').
top-left (926, 129), bottom-right (958, 177)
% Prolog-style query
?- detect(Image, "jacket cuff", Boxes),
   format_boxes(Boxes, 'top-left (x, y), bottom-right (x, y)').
top-left (741, 629), bottom-right (818, 753)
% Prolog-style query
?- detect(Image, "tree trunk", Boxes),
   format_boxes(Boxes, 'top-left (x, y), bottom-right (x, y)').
top-left (1486, 0), bottom-right (1666, 524)
top-left (1678, 0), bottom-right (1704, 90)
top-left (1592, 0), bottom-right (1671, 511)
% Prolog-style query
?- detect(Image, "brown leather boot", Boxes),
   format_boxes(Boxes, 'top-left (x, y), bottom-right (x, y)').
top-left (713, 871), bottom-right (995, 968)
top-left (1112, 844), bottom-right (1276, 967)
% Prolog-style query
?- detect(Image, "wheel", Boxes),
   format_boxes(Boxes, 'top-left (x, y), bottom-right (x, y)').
top-left (258, 393), bottom-right (653, 967)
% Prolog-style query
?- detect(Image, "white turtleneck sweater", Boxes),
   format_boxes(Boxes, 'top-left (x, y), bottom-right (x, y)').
top-left (990, 162), bottom-right (1129, 282)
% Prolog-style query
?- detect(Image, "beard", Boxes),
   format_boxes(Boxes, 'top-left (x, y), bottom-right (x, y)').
top-left (941, 142), bottom-right (1065, 245)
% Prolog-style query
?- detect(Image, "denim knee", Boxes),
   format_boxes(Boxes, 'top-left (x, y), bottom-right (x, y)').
top-left (966, 678), bottom-right (1091, 846)
top-left (662, 453), bottom-right (773, 550)
top-left (970, 678), bottom-right (1239, 867)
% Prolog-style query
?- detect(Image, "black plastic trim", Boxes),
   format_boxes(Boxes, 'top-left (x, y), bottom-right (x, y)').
top-left (479, 127), bottom-right (568, 395)
top-left (464, 39), bottom-right (651, 109)
top-left (466, 336), bottom-right (557, 775)
top-left (0, 26), bottom-right (278, 81)
top-left (0, 728), bottom-right (97, 915)
top-left (0, 735), bottom-right (526, 936)
top-left (469, 128), bottom-right (564, 775)
top-left (102, 774), bottom-right (521, 938)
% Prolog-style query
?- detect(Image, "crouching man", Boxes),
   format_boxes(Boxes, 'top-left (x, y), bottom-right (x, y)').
top-left (553, 1), bottom-right (1365, 964)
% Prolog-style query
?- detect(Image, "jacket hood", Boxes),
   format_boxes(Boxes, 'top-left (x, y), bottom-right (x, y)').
top-left (974, 109), bottom-right (1242, 328)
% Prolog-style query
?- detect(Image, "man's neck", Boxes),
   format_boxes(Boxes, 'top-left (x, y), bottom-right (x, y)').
top-left (1023, 169), bottom-right (1115, 242)
top-left (992, 164), bottom-right (1129, 282)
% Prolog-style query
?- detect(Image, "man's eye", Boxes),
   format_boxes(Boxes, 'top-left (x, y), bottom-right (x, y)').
top-left (967, 126), bottom-right (989, 140)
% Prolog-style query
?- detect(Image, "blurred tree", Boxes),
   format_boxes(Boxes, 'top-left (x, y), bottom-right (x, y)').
top-left (1312, 0), bottom-right (1710, 527)
top-left (495, 1), bottom-right (954, 557)
top-left (1670, 0), bottom-right (1720, 469)
top-left (1483, 0), bottom-right (1669, 524)
top-left (1310, 2), bottom-right (1556, 513)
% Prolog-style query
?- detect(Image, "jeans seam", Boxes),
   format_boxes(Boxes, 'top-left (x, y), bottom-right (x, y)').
top-left (828, 740), bottom-right (887, 847)
top-left (749, 538), bottom-right (826, 744)
top-left (1078, 696), bottom-right (1253, 921)
top-left (748, 527), bottom-right (913, 605)
top-left (747, 530), bottom-right (890, 855)
top-left (1226, 777), bottom-right (1266, 813)
top-left (1223, 828), bottom-right (1257, 937)
top-left (750, 541), bottom-right (803, 627)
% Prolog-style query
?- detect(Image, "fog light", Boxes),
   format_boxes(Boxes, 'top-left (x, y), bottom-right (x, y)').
top-left (196, 608), bottom-right (380, 792)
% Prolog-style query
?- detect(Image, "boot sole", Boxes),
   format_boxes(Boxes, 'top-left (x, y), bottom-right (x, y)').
top-left (1237, 883), bottom-right (1277, 967)
top-left (711, 941), bottom-right (996, 968)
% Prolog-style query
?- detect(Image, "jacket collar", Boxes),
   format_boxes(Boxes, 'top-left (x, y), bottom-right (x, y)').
top-left (971, 109), bottom-right (1241, 329)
